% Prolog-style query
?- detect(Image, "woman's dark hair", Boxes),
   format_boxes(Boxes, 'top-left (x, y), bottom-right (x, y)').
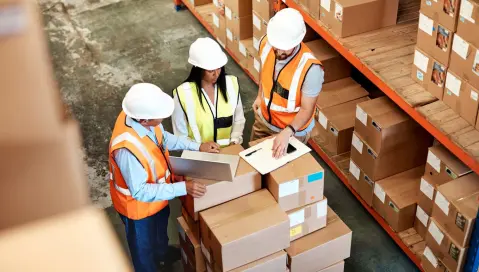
top-left (184, 66), bottom-right (228, 110)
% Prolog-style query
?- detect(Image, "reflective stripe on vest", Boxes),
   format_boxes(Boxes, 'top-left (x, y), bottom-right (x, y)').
top-left (288, 52), bottom-right (316, 112)
top-left (109, 169), bottom-right (170, 196)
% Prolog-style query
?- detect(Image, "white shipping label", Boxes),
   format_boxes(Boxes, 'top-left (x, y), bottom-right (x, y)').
top-left (279, 179), bottom-right (299, 198)
top-left (181, 249), bottom-right (188, 263)
top-left (435, 191), bottom-right (450, 216)
top-left (213, 13), bottom-right (220, 28)
top-left (321, 0), bottom-right (331, 12)
top-left (213, 0), bottom-right (219, 6)
top-left (253, 37), bottom-right (260, 51)
top-left (471, 91), bottom-right (479, 101)
top-left (254, 58), bottom-right (260, 72)
top-left (429, 221), bottom-right (445, 245)
top-left (225, 7), bottom-right (232, 20)
top-left (356, 106), bottom-right (368, 126)
top-left (427, 150), bottom-right (442, 173)
top-left (446, 72), bottom-right (462, 96)
top-left (414, 50), bottom-right (430, 72)
top-left (253, 14), bottom-right (261, 30)
top-left (452, 34), bottom-right (470, 60)
top-left (318, 111), bottom-right (328, 129)
top-left (289, 209), bottom-right (305, 227)
top-left (317, 199), bottom-right (328, 218)
top-left (352, 134), bottom-right (364, 154)
top-left (460, 0), bottom-right (476, 23)
top-left (420, 178), bottom-right (435, 200)
top-left (0, 5), bottom-right (26, 37)
top-left (419, 13), bottom-right (434, 36)
top-left (334, 3), bottom-right (343, 22)
top-left (349, 160), bottom-right (360, 181)
top-left (374, 184), bottom-right (386, 203)
top-left (239, 42), bottom-right (247, 57)
top-left (201, 241), bottom-right (211, 263)
top-left (226, 29), bottom-right (233, 41)
top-left (424, 247), bottom-right (439, 268)
top-left (416, 205), bottom-right (430, 227)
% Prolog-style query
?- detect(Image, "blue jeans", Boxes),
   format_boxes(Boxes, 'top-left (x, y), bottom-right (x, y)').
top-left (119, 206), bottom-right (170, 272)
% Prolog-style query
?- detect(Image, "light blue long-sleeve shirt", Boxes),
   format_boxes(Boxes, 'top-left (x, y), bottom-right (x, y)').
top-left (113, 117), bottom-right (201, 202)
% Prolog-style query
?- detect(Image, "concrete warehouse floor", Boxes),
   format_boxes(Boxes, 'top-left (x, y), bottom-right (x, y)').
top-left (41, 0), bottom-right (419, 271)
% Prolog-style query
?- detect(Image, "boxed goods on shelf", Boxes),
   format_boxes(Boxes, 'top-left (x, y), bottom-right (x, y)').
top-left (199, 189), bottom-right (290, 271)
top-left (449, 33), bottom-right (479, 90)
top-left (265, 153), bottom-right (325, 212)
top-left (348, 159), bottom-right (375, 205)
top-left (415, 203), bottom-right (430, 239)
top-left (286, 207), bottom-right (352, 272)
top-left (424, 145), bottom-right (472, 184)
top-left (212, 12), bottom-right (227, 47)
top-left (443, 70), bottom-right (479, 126)
top-left (372, 166), bottom-right (424, 232)
top-left (225, 14), bottom-right (253, 41)
top-left (412, 47), bottom-right (448, 100)
top-left (457, 0), bottom-right (479, 48)
top-left (253, 0), bottom-right (274, 21)
top-left (315, 78), bottom-right (369, 110)
top-left (416, 12), bottom-right (454, 66)
top-left (223, 0), bottom-right (252, 17)
top-left (190, 0), bottom-right (213, 6)
top-left (420, 0), bottom-right (461, 31)
top-left (305, 39), bottom-right (351, 83)
top-left (464, 210), bottom-right (479, 272)
top-left (178, 217), bottom-right (205, 272)
top-left (432, 173), bottom-right (479, 247)
top-left (422, 246), bottom-right (450, 272)
top-left (253, 10), bottom-right (268, 40)
top-left (181, 145), bottom-right (261, 220)
top-left (287, 198), bottom-right (328, 241)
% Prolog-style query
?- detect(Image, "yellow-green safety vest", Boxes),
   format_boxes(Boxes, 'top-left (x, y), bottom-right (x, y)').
top-left (175, 75), bottom-right (240, 146)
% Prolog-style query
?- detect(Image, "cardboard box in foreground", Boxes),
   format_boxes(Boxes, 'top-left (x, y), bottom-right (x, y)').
top-left (223, 250), bottom-right (287, 272)
top-left (177, 216), bottom-right (205, 272)
top-left (287, 198), bottom-right (328, 241)
top-left (318, 261), bottom-right (345, 272)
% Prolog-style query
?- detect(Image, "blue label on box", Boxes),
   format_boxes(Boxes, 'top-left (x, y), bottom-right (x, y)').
top-left (308, 172), bottom-right (323, 183)
top-left (426, 0), bottom-right (432, 5)
top-left (461, 17), bottom-right (465, 22)
top-left (417, 70), bottom-right (424, 81)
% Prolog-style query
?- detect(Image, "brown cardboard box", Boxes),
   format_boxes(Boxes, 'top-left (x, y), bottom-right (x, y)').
top-left (200, 189), bottom-right (290, 271)
top-left (412, 47), bottom-right (448, 100)
top-left (416, 12), bottom-right (454, 66)
top-left (305, 39), bottom-right (352, 83)
top-left (181, 145), bottom-right (261, 221)
top-left (0, 121), bottom-right (89, 230)
top-left (252, 34), bottom-right (262, 54)
top-left (286, 207), bottom-right (352, 272)
top-left (224, 0), bottom-right (252, 17)
top-left (253, 11), bottom-right (268, 39)
top-left (418, 174), bottom-right (451, 217)
top-left (0, 0), bottom-right (64, 142)
top-left (420, 0), bottom-right (461, 31)
top-left (288, 198), bottom-right (328, 241)
top-left (426, 218), bottom-right (467, 272)
top-left (238, 38), bottom-right (253, 67)
top-left (372, 166), bottom-right (423, 232)
top-left (190, 0), bottom-right (213, 6)
top-left (266, 153), bottom-right (325, 212)
top-left (457, 0), bottom-right (479, 48)
top-left (0, 207), bottom-right (131, 271)
top-left (354, 96), bottom-right (431, 154)
top-left (247, 54), bottom-right (261, 82)
top-left (213, 12), bottom-right (227, 47)
top-left (319, 0), bottom-right (398, 38)
top-left (415, 204), bottom-right (430, 239)
top-left (253, 0), bottom-right (274, 21)
top-left (315, 78), bottom-right (369, 110)
top-left (348, 161), bottom-right (361, 193)
top-left (443, 70), bottom-right (479, 125)
top-left (424, 145), bottom-right (471, 184)
top-left (226, 14), bottom-right (253, 41)
top-left (422, 246), bottom-right (451, 272)
top-left (225, 251), bottom-right (287, 272)
top-left (450, 33), bottom-right (479, 90)
top-left (316, 97), bottom-right (370, 155)
top-left (178, 217), bottom-right (206, 272)
top-left (350, 131), bottom-right (430, 181)
top-left (432, 173), bottom-right (479, 247)
top-left (349, 159), bottom-right (376, 206)
top-left (182, 207), bottom-right (200, 239)
top-left (182, 248), bottom-right (195, 272)
top-left (318, 261), bottom-right (345, 272)
top-left (308, 0), bottom-right (321, 20)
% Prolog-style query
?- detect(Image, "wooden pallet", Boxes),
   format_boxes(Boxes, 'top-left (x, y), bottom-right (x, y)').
top-left (399, 228), bottom-right (427, 258)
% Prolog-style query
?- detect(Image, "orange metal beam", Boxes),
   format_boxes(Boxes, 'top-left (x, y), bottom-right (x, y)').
top-left (284, 0), bottom-right (479, 175)
top-left (308, 140), bottom-right (424, 271)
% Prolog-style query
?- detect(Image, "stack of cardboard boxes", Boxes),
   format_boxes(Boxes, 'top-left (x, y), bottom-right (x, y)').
top-left (349, 97), bottom-right (433, 233)
top-left (412, 0), bottom-right (479, 128)
top-left (0, 1), bottom-right (131, 271)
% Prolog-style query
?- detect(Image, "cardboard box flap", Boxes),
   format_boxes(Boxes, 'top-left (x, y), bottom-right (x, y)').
top-left (229, 251), bottom-right (286, 272)
top-left (0, 207), bottom-right (131, 271)
top-left (269, 153), bottom-right (323, 184)
top-left (437, 173), bottom-right (479, 218)
top-left (372, 107), bottom-right (411, 129)
top-left (455, 192), bottom-right (479, 221)
top-left (323, 97), bottom-right (370, 130)
top-left (430, 145), bottom-right (471, 176)
top-left (316, 78), bottom-right (368, 109)
top-left (358, 96), bottom-right (409, 128)
top-left (378, 166), bottom-right (424, 209)
top-left (286, 207), bottom-right (351, 256)
top-left (200, 189), bottom-right (289, 244)
top-left (177, 217), bottom-right (200, 248)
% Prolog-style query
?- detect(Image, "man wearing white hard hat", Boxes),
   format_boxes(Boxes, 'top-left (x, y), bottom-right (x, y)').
top-left (252, 8), bottom-right (324, 158)
top-left (108, 83), bottom-right (215, 272)
top-left (172, 37), bottom-right (246, 146)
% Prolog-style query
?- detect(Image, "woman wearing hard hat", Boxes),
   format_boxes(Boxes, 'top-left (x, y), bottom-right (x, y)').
top-left (172, 37), bottom-right (246, 147)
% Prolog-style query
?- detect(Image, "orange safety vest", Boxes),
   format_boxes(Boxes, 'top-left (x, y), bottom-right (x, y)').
top-left (108, 111), bottom-right (173, 220)
top-left (259, 37), bottom-right (322, 131)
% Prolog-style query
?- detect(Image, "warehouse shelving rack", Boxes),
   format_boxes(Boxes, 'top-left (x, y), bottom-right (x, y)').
top-left (174, 0), bottom-right (479, 270)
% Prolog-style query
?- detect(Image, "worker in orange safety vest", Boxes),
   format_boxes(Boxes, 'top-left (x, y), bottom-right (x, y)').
top-left (109, 83), bottom-right (216, 272)
top-left (251, 8), bottom-right (324, 158)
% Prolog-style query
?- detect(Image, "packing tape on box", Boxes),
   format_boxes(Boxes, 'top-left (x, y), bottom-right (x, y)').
top-left (420, 178), bottom-right (434, 200)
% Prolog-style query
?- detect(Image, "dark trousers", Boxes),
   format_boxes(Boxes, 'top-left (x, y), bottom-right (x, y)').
top-left (119, 206), bottom-right (170, 272)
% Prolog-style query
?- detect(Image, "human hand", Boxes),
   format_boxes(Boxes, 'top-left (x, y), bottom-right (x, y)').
top-left (199, 142), bottom-right (220, 153)
top-left (272, 128), bottom-right (293, 159)
top-left (185, 180), bottom-right (207, 198)
top-left (252, 95), bottom-right (261, 112)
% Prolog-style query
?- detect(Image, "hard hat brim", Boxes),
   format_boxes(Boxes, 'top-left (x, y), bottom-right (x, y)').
top-left (188, 51), bottom-right (228, 70)
top-left (122, 91), bottom-right (175, 120)
top-left (267, 27), bottom-right (305, 51)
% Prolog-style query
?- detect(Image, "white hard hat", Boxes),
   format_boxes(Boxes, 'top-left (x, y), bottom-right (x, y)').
top-left (188, 37), bottom-right (228, 70)
top-left (122, 83), bottom-right (174, 120)
top-left (267, 8), bottom-right (306, 51)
